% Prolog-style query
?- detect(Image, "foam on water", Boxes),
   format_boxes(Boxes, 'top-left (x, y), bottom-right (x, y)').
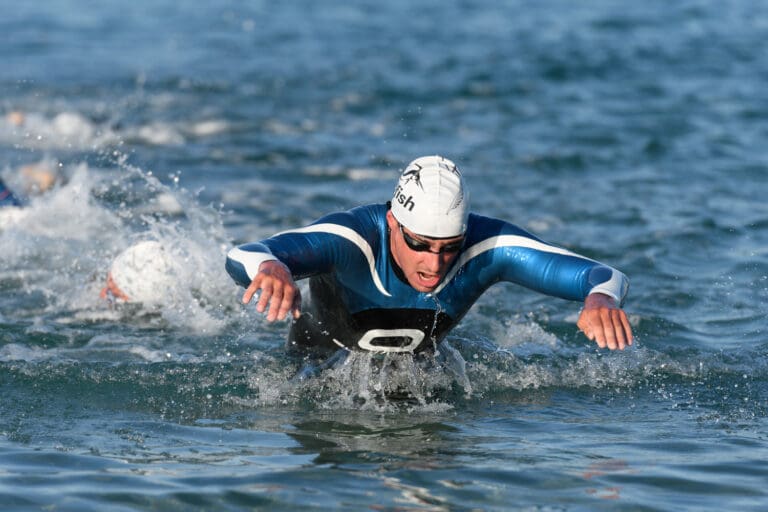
top-left (1, 326), bottom-right (765, 423)
top-left (1, 156), bottom-right (238, 335)
top-left (1, 148), bottom-right (766, 422)
top-left (2, 155), bottom-right (766, 413)
top-left (0, 111), bottom-right (116, 151)
top-left (0, 108), bottom-right (233, 155)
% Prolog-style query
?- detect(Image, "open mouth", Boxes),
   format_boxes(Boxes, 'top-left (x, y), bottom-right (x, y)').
top-left (417, 272), bottom-right (441, 288)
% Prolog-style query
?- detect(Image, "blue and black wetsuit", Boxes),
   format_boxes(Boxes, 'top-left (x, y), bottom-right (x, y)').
top-left (226, 204), bottom-right (629, 353)
top-left (0, 178), bottom-right (22, 207)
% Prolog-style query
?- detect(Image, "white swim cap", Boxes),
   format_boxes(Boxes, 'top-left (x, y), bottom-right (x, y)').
top-left (390, 155), bottom-right (469, 238)
top-left (109, 240), bottom-right (175, 305)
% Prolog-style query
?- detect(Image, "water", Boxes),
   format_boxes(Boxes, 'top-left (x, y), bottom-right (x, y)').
top-left (2, 0), bottom-right (768, 509)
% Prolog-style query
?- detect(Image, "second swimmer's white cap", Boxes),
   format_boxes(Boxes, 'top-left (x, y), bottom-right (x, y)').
top-left (390, 155), bottom-right (469, 238)
top-left (109, 240), bottom-right (175, 305)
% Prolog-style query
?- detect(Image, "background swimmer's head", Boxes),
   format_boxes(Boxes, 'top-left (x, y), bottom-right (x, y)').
top-left (20, 159), bottom-right (59, 194)
top-left (6, 111), bottom-right (25, 126)
top-left (101, 240), bottom-right (175, 305)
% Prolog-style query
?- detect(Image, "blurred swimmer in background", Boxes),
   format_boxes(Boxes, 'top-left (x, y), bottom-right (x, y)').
top-left (0, 177), bottom-right (22, 207)
top-left (100, 240), bottom-right (176, 306)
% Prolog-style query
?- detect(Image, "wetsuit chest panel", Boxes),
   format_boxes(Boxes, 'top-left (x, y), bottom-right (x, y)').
top-left (348, 308), bottom-right (454, 353)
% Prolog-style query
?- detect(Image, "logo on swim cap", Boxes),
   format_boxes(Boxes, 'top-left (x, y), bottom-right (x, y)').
top-left (391, 155), bottom-right (469, 238)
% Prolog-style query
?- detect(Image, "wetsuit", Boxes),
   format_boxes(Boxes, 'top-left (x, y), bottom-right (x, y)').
top-left (0, 178), bottom-right (22, 207)
top-left (226, 203), bottom-right (629, 353)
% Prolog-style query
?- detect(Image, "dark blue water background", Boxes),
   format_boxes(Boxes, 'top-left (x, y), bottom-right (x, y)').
top-left (1, 1), bottom-right (768, 510)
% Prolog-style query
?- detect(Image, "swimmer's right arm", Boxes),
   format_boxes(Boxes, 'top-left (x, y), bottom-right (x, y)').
top-left (242, 260), bottom-right (302, 322)
top-left (225, 244), bottom-right (302, 322)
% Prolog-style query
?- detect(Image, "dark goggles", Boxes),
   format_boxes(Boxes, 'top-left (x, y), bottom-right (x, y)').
top-left (398, 224), bottom-right (464, 254)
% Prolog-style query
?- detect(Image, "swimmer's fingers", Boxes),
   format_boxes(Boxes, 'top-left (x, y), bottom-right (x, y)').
top-left (242, 261), bottom-right (300, 322)
top-left (613, 309), bottom-right (633, 349)
top-left (592, 308), bottom-right (630, 350)
top-left (242, 279), bottom-right (259, 305)
top-left (263, 279), bottom-right (301, 321)
top-left (599, 308), bottom-right (633, 350)
top-left (578, 294), bottom-right (634, 351)
top-left (241, 274), bottom-right (270, 311)
top-left (274, 282), bottom-right (302, 321)
top-left (255, 277), bottom-right (275, 318)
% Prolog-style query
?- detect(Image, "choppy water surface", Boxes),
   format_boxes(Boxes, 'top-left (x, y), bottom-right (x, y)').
top-left (2, 1), bottom-right (768, 510)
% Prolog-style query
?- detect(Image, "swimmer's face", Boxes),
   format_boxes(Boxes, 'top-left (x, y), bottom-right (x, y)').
top-left (386, 210), bottom-right (464, 293)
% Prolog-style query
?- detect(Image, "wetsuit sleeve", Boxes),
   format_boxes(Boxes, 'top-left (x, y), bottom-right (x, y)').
top-left (225, 243), bottom-right (278, 288)
top-left (451, 216), bottom-right (629, 305)
top-left (583, 264), bottom-right (630, 305)
top-left (0, 178), bottom-right (23, 207)
top-left (497, 245), bottom-right (630, 305)
top-left (225, 208), bottom-right (378, 288)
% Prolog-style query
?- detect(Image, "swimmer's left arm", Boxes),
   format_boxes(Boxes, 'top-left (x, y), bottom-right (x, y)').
top-left (476, 219), bottom-right (632, 350)
top-left (511, 252), bottom-right (633, 350)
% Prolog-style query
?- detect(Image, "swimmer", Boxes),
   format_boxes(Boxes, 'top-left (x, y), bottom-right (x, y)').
top-left (100, 240), bottom-right (175, 306)
top-left (6, 111), bottom-right (25, 127)
top-left (226, 155), bottom-right (633, 355)
top-left (0, 177), bottom-right (22, 207)
top-left (0, 177), bottom-right (25, 228)
top-left (19, 159), bottom-right (59, 194)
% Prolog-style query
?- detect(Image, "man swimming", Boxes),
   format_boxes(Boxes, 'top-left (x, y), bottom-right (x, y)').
top-left (225, 155), bottom-right (632, 354)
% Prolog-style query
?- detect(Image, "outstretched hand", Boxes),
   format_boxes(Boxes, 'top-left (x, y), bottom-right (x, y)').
top-left (577, 293), bottom-right (633, 350)
top-left (242, 260), bottom-right (302, 322)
